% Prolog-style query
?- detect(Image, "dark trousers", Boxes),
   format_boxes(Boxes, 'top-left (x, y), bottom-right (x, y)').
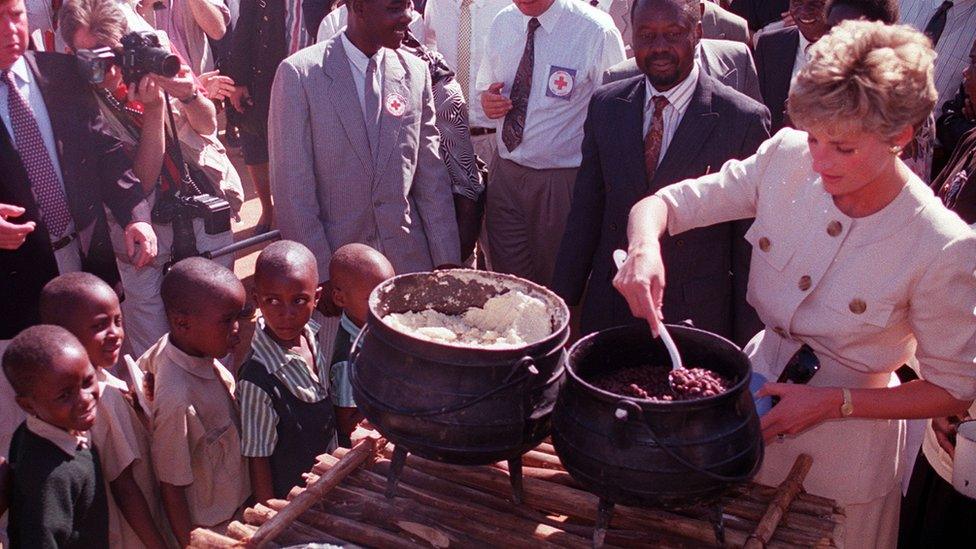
top-left (899, 450), bottom-right (976, 548)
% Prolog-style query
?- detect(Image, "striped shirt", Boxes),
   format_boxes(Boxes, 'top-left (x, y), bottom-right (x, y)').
top-left (899, 0), bottom-right (976, 113)
top-left (643, 63), bottom-right (700, 162)
top-left (330, 313), bottom-right (362, 408)
top-left (238, 317), bottom-right (330, 457)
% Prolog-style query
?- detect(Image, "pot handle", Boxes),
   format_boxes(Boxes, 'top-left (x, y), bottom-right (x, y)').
top-left (356, 355), bottom-right (539, 418)
top-left (613, 399), bottom-right (764, 484)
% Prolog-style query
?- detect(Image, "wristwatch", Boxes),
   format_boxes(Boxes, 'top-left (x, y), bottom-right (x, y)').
top-left (179, 90), bottom-right (199, 104)
top-left (840, 388), bottom-right (854, 417)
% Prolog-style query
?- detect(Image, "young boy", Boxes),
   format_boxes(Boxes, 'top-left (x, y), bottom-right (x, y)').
top-left (39, 273), bottom-right (172, 549)
top-left (328, 243), bottom-right (396, 446)
top-left (3, 325), bottom-right (108, 548)
top-left (141, 257), bottom-right (250, 546)
top-left (238, 241), bottom-right (340, 502)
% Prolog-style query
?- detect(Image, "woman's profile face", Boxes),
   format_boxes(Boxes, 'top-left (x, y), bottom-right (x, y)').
top-left (804, 124), bottom-right (896, 198)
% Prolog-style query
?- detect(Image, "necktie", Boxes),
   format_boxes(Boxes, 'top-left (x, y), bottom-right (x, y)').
top-left (456, 0), bottom-right (473, 100)
top-left (2, 71), bottom-right (71, 238)
top-left (364, 57), bottom-right (381, 154)
top-left (502, 17), bottom-right (540, 152)
top-left (923, 1), bottom-right (954, 47)
top-left (643, 95), bottom-right (670, 185)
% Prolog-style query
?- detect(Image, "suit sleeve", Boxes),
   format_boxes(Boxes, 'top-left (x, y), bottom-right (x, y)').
top-left (754, 38), bottom-right (769, 105)
top-left (92, 111), bottom-right (144, 227)
top-left (268, 61), bottom-right (334, 281)
top-left (410, 67), bottom-right (461, 267)
top-left (730, 107), bottom-right (770, 345)
top-left (551, 96), bottom-right (605, 302)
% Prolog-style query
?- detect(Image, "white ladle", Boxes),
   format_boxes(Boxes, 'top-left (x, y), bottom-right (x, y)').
top-left (612, 249), bottom-right (685, 373)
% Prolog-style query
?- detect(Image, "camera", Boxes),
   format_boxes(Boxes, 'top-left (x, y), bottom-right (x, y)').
top-left (152, 192), bottom-right (232, 267)
top-left (76, 31), bottom-right (181, 85)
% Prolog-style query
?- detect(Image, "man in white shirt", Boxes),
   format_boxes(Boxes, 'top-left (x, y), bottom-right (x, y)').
top-left (899, 0), bottom-right (976, 114)
top-left (477, 0), bottom-right (625, 285)
top-left (424, 0), bottom-right (509, 164)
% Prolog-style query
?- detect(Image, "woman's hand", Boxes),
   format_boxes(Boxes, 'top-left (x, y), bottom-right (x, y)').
top-left (756, 383), bottom-right (844, 442)
top-left (198, 70), bottom-right (235, 101)
top-left (612, 244), bottom-right (666, 335)
top-left (124, 221), bottom-right (158, 268)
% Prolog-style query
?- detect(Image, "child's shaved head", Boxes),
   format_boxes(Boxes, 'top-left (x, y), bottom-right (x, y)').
top-left (329, 243), bottom-right (395, 326)
top-left (161, 257), bottom-right (244, 316)
top-left (255, 240), bottom-right (318, 287)
top-left (3, 325), bottom-right (88, 397)
top-left (38, 272), bottom-right (115, 323)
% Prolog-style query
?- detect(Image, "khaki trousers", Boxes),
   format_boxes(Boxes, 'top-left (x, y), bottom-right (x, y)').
top-left (485, 155), bottom-right (577, 286)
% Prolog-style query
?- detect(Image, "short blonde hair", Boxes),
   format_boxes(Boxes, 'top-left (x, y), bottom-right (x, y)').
top-left (787, 20), bottom-right (936, 142)
top-left (59, 0), bottom-right (129, 51)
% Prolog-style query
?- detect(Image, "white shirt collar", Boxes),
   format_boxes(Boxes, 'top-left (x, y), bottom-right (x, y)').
top-left (645, 62), bottom-right (700, 114)
top-left (340, 31), bottom-right (385, 73)
top-left (798, 32), bottom-right (812, 57)
top-left (26, 415), bottom-right (90, 457)
top-left (5, 56), bottom-right (31, 86)
top-left (525, 0), bottom-right (566, 34)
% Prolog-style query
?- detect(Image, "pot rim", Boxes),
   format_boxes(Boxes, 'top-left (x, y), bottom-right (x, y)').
top-left (367, 269), bottom-right (571, 356)
top-left (564, 324), bottom-right (753, 410)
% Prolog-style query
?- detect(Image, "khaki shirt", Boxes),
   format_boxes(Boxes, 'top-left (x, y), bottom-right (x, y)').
top-left (141, 335), bottom-right (250, 528)
top-left (91, 369), bottom-right (173, 548)
top-left (656, 128), bottom-right (976, 504)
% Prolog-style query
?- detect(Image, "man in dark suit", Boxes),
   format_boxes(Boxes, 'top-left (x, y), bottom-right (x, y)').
top-left (552, 0), bottom-right (769, 344)
top-left (754, 0), bottom-right (828, 131)
top-left (0, 0), bottom-right (155, 340)
top-left (729, 0), bottom-right (789, 32)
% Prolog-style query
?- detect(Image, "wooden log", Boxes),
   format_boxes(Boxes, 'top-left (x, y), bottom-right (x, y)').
top-left (520, 449), bottom-right (564, 470)
top-left (534, 442), bottom-right (557, 456)
top-left (493, 461), bottom-right (578, 487)
top-left (246, 434), bottom-right (381, 548)
top-left (189, 528), bottom-right (241, 548)
top-left (227, 522), bottom-right (258, 541)
top-left (264, 498), bottom-right (425, 549)
top-left (242, 502), bottom-right (355, 547)
top-left (745, 454), bottom-right (814, 549)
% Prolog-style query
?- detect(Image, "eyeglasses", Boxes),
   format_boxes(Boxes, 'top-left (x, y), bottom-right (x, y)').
top-left (771, 344), bottom-right (821, 406)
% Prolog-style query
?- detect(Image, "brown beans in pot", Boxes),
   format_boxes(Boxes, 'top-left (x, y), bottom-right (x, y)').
top-left (592, 365), bottom-right (733, 401)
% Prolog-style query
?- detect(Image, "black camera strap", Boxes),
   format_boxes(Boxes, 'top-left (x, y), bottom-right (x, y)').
top-left (162, 91), bottom-right (202, 197)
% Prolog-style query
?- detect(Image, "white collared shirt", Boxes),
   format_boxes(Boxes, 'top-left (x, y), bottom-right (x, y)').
top-left (899, 0), bottom-right (976, 113)
top-left (476, 0), bottom-right (626, 169)
top-left (423, 0), bottom-right (510, 128)
top-left (26, 415), bottom-right (90, 456)
top-left (791, 32), bottom-right (812, 83)
top-left (0, 57), bottom-right (65, 188)
top-left (340, 32), bottom-right (385, 123)
top-left (643, 63), bottom-right (700, 161)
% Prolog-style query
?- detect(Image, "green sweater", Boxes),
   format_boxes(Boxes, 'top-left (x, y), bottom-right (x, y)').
top-left (7, 423), bottom-right (108, 549)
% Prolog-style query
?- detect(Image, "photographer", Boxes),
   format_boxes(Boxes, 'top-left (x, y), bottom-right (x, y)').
top-left (60, 0), bottom-right (244, 357)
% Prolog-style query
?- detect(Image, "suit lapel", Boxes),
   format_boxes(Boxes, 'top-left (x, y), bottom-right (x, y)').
top-left (650, 72), bottom-right (719, 193)
top-left (772, 30), bottom-right (799, 101)
top-left (373, 50), bottom-right (407, 182)
top-left (23, 53), bottom-right (69, 188)
top-left (612, 77), bottom-right (649, 198)
top-left (325, 40), bottom-right (374, 175)
top-left (699, 42), bottom-right (734, 85)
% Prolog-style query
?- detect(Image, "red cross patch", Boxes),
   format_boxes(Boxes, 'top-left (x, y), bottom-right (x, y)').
top-left (546, 66), bottom-right (577, 100)
top-left (385, 92), bottom-right (407, 117)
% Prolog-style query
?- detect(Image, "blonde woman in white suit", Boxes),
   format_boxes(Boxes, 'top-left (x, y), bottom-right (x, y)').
top-left (614, 21), bottom-right (976, 548)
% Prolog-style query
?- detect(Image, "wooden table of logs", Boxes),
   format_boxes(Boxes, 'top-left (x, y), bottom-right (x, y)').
top-left (191, 431), bottom-right (843, 548)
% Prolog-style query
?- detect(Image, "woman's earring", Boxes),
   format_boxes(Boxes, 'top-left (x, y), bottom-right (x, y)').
top-left (889, 145), bottom-right (903, 155)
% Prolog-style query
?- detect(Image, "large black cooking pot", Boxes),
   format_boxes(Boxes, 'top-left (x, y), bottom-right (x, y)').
top-left (552, 324), bottom-right (763, 511)
top-left (351, 269), bottom-right (569, 467)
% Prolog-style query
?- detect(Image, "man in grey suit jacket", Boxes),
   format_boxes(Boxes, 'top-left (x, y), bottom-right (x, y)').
top-left (603, 37), bottom-right (763, 102)
top-left (553, 0), bottom-right (769, 344)
top-left (702, 0), bottom-right (750, 43)
top-left (269, 0), bottom-right (460, 311)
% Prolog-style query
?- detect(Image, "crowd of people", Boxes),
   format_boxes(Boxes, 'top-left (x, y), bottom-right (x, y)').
top-left (0, 0), bottom-right (974, 547)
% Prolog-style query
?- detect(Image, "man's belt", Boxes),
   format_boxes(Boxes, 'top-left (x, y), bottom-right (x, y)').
top-left (470, 127), bottom-right (496, 136)
top-left (51, 232), bottom-right (78, 251)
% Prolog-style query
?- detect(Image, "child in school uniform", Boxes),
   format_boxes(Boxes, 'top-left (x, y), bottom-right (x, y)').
top-left (2, 325), bottom-right (109, 548)
top-left (327, 243), bottom-right (396, 447)
top-left (141, 257), bottom-right (250, 546)
top-left (238, 241), bottom-right (346, 502)
top-left (39, 273), bottom-right (172, 549)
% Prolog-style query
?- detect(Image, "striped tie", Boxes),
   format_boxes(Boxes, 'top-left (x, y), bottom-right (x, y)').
top-left (456, 0), bottom-right (473, 100)
top-left (2, 70), bottom-right (71, 238)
